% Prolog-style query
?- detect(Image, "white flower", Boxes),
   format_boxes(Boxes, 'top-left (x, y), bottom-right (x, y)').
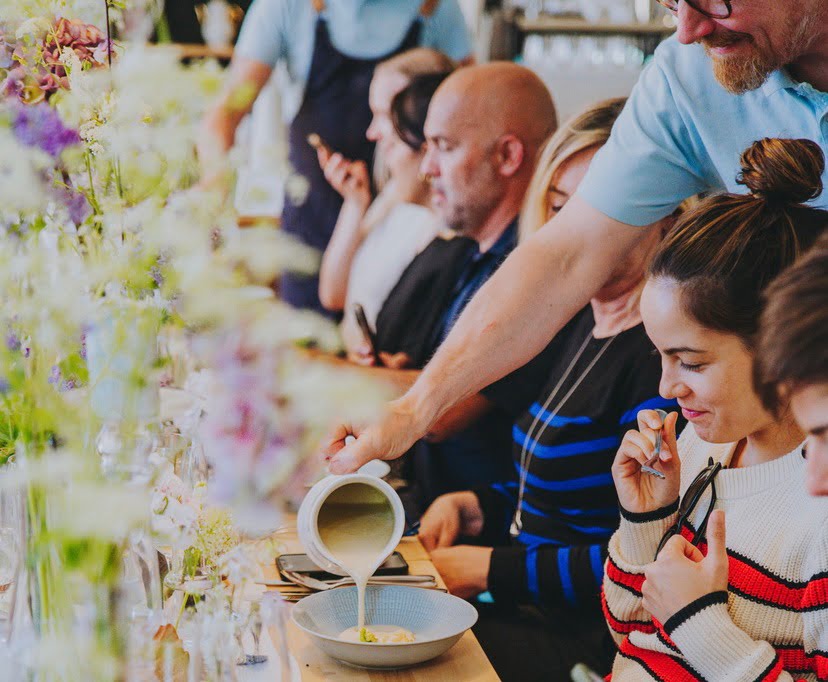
top-left (14, 16), bottom-right (50, 39)
top-left (53, 483), bottom-right (149, 542)
top-left (220, 225), bottom-right (319, 284)
top-left (151, 496), bottom-right (198, 548)
top-left (0, 129), bottom-right (52, 215)
top-left (217, 544), bottom-right (258, 585)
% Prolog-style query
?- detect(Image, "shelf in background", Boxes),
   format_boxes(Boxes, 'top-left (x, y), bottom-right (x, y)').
top-left (516, 16), bottom-right (676, 35)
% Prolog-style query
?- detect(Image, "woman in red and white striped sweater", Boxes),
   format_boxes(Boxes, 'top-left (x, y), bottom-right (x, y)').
top-left (603, 138), bottom-right (828, 682)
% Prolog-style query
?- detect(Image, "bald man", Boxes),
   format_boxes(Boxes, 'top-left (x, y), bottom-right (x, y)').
top-left (370, 62), bottom-right (557, 512)
top-left (424, 62), bottom-right (556, 246)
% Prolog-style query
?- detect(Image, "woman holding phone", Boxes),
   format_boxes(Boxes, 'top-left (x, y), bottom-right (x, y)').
top-left (603, 138), bottom-right (828, 681)
top-left (316, 49), bottom-right (454, 359)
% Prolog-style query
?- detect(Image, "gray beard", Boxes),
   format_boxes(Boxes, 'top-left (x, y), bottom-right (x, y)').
top-left (707, 13), bottom-right (818, 94)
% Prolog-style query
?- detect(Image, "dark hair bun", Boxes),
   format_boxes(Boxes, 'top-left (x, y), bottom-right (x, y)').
top-left (737, 138), bottom-right (824, 205)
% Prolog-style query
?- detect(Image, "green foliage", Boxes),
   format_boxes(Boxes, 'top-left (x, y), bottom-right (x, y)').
top-left (183, 546), bottom-right (202, 578)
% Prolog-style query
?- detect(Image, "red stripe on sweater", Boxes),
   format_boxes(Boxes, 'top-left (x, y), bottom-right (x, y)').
top-left (606, 555), bottom-right (644, 594)
top-left (617, 637), bottom-right (699, 681)
top-left (615, 638), bottom-right (819, 681)
top-left (760, 657), bottom-right (785, 682)
top-left (680, 526), bottom-right (828, 611)
top-left (601, 590), bottom-right (655, 635)
top-left (776, 647), bottom-right (828, 678)
top-left (653, 620), bottom-right (680, 653)
top-left (728, 565), bottom-right (828, 611)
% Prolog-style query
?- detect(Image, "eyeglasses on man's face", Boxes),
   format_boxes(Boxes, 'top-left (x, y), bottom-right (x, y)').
top-left (656, 0), bottom-right (733, 20)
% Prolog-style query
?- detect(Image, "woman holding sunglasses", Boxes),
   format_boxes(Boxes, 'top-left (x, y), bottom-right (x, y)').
top-left (603, 138), bottom-right (828, 682)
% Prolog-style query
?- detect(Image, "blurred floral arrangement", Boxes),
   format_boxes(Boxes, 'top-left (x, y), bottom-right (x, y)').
top-left (0, 0), bottom-right (390, 679)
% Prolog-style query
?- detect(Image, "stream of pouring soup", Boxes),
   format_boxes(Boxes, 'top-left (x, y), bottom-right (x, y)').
top-left (317, 483), bottom-right (395, 631)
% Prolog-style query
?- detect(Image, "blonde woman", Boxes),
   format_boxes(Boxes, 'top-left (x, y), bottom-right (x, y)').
top-left (518, 97), bottom-right (627, 241)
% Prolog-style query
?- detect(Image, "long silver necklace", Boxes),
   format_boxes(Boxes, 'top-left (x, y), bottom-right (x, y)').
top-left (510, 327), bottom-right (617, 538)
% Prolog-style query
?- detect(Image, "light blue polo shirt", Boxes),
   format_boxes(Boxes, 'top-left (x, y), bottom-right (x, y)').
top-left (235, 0), bottom-right (471, 119)
top-left (578, 36), bottom-right (828, 226)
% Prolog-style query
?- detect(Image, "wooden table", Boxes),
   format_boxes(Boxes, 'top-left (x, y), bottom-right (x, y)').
top-left (262, 528), bottom-right (500, 681)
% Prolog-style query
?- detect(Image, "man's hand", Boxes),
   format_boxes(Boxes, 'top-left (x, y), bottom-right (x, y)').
top-left (642, 509), bottom-right (729, 624)
top-left (324, 394), bottom-right (435, 473)
top-left (418, 491), bottom-right (484, 552)
top-left (429, 546), bottom-right (492, 600)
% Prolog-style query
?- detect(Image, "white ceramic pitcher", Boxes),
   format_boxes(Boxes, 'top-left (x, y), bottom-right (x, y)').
top-left (297, 474), bottom-right (404, 578)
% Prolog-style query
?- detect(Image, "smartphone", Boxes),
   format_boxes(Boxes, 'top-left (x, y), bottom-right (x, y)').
top-left (353, 303), bottom-right (380, 364)
top-left (277, 551), bottom-right (409, 581)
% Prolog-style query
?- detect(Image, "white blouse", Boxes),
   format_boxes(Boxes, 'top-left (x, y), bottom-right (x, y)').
top-left (341, 202), bottom-right (440, 354)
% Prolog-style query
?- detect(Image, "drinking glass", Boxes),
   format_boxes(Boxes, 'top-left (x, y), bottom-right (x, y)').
top-left (181, 438), bottom-right (210, 492)
top-left (0, 528), bottom-right (19, 643)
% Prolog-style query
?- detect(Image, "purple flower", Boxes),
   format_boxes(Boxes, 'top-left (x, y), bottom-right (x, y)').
top-left (5, 331), bottom-right (20, 352)
top-left (150, 265), bottom-right (164, 287)
top-left (0, 378), bottom-right (9, 395)
top-left (60, 186), bottom-right (91, 225)
top-left (12, 102), bottom-right (80, 158)
top-left (1, 68), bottom-right (26, 99)
top-left (92, 40), bottom-right (113, 65)
top-left (48, 365), bottom-right (61, 385)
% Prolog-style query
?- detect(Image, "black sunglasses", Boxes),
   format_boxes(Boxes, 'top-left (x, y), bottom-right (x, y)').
top-left (656, 0), bottom-right (733, 20)
top-left (655, 457), bottom-right (723, 560)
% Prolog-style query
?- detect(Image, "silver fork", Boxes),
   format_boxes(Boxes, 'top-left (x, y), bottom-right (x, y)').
top-left (282, 570), bottom-right (437, 591)
top-left (641, 409), bottom-right (668, 479)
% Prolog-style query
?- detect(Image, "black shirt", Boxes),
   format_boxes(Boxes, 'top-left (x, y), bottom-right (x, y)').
top-left (474, 308), bottom-right (682, 614)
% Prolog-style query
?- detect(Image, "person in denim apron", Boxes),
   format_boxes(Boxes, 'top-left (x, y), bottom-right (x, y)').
top-left (199, 0), bottom-right (472, 315)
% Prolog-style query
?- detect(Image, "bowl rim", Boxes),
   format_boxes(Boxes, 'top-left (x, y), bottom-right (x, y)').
top-left (290, 585), bottom-right (479, 647)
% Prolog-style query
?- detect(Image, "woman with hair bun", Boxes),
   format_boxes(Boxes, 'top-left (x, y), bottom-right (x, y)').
top-left (603, 138), bottom-right (828, 682)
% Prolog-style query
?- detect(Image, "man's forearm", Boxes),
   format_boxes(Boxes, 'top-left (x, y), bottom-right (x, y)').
top-left (405, 197), bottom-right (650, 425)
top-left (197, 56), bottom-right (273, 182)
top-left (197, 107), bottom-right (238, 180)
top-left (325, 198), bottom-right (656, 475)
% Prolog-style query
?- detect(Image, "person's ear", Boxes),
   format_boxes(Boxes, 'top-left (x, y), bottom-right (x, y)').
top-left (493, 134), bottom-right (525, 178)
top-left (656, 211), bottom-right (679, 238)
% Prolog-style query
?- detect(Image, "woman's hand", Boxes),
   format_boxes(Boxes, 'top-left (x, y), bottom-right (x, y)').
top-left (418, 491), bottom-right (484, 552)
top-left (612, 410), bottom-right (681, 515)
top-left (318, 150), bottom-right (371, 208)
top-left (429, 546), bottom-right (492, 600)
top-left (642, 509), bottom-right (729, 624)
